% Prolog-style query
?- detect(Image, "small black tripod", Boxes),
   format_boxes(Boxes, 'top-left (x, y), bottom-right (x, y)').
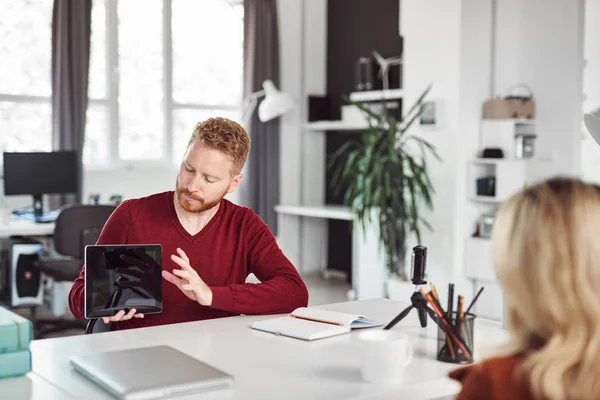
top-left (383, 245), bottom-right (438, 330)
top-left (383, 288), bottom-right (438, 329)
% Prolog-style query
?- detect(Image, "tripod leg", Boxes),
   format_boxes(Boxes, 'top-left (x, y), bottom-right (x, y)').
top-left (383, 305), bottom-right (414, 330)
top-left (418, 306), bottom-right (428, 328)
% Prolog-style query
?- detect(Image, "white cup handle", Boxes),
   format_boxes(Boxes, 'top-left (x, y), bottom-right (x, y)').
top-left (404, 341), bottom-right (413, 367)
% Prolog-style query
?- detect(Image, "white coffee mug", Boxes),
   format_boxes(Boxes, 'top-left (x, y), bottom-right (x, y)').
top-left (357, 330), bottom-right (413, 384)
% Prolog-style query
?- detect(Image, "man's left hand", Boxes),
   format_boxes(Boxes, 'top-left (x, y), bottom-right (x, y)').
top-left (161, 248), bottom-right (213, 306)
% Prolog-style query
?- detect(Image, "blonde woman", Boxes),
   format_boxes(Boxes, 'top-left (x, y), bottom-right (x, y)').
top-left (449, 177), bottom-right (600, 400)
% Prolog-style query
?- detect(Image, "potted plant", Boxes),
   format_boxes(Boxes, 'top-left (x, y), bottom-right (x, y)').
top-left (329, 85), bottom-right (440, 286)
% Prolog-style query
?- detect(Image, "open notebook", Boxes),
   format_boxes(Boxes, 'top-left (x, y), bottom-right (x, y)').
top-left (251, 307), bottom-right (382, 341)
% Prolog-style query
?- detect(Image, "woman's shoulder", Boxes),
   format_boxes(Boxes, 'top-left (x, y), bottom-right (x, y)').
top-left (449, 354), bottom-right (533, 400)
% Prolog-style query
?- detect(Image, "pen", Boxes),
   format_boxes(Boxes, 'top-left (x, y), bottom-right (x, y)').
top-left (464, 287), bottom-right (485, 316)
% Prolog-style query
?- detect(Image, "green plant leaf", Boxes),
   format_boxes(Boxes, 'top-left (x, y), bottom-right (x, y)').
top-left (328, 85), bottom-right (440, 274)
top-left (402, 83), bottom-right (433, 122)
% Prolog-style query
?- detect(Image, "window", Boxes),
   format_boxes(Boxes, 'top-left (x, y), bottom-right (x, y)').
top-left (0, 0), bottom-right (244, 167)
top-left (0, 0), bottom-right (53, 164)
top-left (86, 0), bottom-right (244, 166)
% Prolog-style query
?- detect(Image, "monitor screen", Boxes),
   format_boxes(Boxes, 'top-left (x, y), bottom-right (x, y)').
top-left (2, 151), bottom-right (79, 196)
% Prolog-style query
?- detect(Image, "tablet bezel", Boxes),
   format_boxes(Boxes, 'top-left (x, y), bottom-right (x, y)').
top-left (84, 244), bottom-right (163, 319)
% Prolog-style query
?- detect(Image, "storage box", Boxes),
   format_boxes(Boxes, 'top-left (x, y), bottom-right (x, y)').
top-left (0, 306), bottom-right (33, 354)
top-left (0, 350), bottom-right (31, 379)
top-left (483, 98), bottom-right (535, 119)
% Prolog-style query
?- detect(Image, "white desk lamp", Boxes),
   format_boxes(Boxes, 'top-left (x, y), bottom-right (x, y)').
top-left (242, 79), bottom-right (295, 125)
top-left (585, 106), bottom-right (600, 146)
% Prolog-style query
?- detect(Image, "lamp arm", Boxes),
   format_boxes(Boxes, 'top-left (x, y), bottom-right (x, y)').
top-left (241, 90), bottom-right (265, 126)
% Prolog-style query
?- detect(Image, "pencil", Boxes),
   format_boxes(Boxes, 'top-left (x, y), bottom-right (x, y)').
top-left (419, 288), bottom-right (472, 361)
top-left (456, 295), bottom-right (464, 334)
top-left (429, 282), bottom-right (440, 302)
top-left (428, 283), bottom-right (444, 313)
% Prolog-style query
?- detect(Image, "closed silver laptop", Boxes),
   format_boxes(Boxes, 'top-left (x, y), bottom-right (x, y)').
top-left (69, 345), bottom-right (234, 399)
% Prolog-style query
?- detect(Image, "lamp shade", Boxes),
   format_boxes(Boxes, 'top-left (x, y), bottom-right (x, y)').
top-left (257, 80), bottom-right (295, 122)
top-left (585, 106), bottom-right (600, 146)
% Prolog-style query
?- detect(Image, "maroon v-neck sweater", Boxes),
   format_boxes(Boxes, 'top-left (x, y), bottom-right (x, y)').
top-left (68, 191), bottom-right (309, 330)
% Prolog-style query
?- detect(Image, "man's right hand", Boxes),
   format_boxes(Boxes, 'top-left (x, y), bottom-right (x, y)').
top-left (102, 308), bottom-right (144, 324)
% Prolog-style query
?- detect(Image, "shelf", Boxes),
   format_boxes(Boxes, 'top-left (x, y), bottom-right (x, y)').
top-left (481, 118), bottom-right (535, 125)
top-left (274, 204), bottom-right (353, 221)
top-left (470, 158), bottom-right (528, 165)
top-left (469, 195), bottom-right (502, 203)
top-left (304, 120), bottom-right (370, 131)
top-left (349, 89), bottom-right (404, 102)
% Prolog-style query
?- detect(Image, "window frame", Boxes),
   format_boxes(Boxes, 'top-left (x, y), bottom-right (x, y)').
top-left (86, 0), bottom-right (244, 170)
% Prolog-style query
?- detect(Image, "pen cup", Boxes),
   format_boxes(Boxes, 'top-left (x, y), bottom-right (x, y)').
top-left (436, 312), bottom-right (475, 364)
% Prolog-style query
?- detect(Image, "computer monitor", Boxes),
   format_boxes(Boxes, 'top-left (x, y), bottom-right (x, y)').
top-left (2, 151), bottom-right (79, 216)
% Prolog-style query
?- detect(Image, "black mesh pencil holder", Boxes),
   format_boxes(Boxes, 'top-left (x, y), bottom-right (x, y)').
top-left (436, 312), bottom-right (475, 364)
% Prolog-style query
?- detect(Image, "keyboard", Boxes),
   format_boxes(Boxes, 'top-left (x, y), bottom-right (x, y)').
top-left (12, 209), bottom-right (60, 223)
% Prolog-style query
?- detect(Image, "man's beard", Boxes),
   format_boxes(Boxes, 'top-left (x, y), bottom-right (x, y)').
top-left (175, 181), bottom-right (228, 213)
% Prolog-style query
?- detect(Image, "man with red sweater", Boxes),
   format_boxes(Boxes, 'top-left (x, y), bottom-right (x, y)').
top-left (68, 117), bottom-right (309, 330)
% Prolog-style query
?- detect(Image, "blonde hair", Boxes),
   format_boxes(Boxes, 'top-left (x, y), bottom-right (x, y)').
top-left (492, 177), bottom-right (600, 400)
top-left (187, 117), bottom-right (250, 175)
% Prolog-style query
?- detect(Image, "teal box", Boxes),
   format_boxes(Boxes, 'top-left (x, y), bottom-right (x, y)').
top-left (0, 350), bottom-right (31, 379)
top-left (0, 307), bottom-right (33, 354)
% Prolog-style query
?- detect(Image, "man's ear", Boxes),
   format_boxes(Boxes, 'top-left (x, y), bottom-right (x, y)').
top-left (227, 173), bottom-right (243, 193)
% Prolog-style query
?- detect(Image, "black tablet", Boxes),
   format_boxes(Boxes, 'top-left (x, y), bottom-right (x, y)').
top-left (84, 244), bottom-right (163, 319)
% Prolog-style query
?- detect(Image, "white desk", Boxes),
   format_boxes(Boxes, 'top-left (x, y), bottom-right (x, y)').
top-left (29, 298), bottom-right (508, 400)
top-left (0, 372), bottom-right (74, 399)
top-left (275, 205), bottom-right (388, 301)
top-left (0, 214), bottom-right (55, 237)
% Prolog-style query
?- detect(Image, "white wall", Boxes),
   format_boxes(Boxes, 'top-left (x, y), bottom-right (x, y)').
top-left (581, 0), bottom-right (600, 182)
top-left (276, 0), bottom-right (328, 273)
top-left (400, 0), bottom-right (466, 291)
top-left (493, 0), bottom-right (585, 180)
top-left (401, 0), bottom-right (585, 299)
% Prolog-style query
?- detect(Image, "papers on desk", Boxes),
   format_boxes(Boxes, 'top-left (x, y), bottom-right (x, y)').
top-left (251, 307), bottom-right (382, 341)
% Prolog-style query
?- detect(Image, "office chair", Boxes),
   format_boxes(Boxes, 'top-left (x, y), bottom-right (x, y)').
top-left (31, 204), bottom-right (116, 338)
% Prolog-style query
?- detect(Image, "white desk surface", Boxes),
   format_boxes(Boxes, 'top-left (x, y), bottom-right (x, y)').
top-left (0, 372), bottom-right (74, 399)
top-left (29, 298), bottom-right (508, 400)
top-left (0, 213), bottom-right (55, 237)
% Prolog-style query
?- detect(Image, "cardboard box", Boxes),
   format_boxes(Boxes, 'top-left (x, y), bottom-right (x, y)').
top-left (482, 98), bottom-right (535, 120)
top-left (0, 307), bottom-right (33, 354)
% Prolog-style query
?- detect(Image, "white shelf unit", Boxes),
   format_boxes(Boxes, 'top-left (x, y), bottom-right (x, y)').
top-left (463, 237), bottom-right (505, 322)
top-left (274, 205), bottom-right (353, 220)
top-left (304, 121), bottom-right (369, 131)
top-left (480, 119), bottom-right (536, 159)
top-left (468, 158), bottom-right (527, 203)
top-left (463, 119), bottom-right (536, 322)
top-left (348, 88), bottom-right (404, 102)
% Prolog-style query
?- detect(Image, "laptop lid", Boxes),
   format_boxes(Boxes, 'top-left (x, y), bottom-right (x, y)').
top-left (84, 244), bottom-right (163, 319)
top-left (69, 345), bottom-right (234, 400)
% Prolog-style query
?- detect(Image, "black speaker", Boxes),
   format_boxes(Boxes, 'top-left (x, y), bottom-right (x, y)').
top-left (15, 253), bottom-right (41, 299)
top-left (2, 240), bottom-right (44, 307)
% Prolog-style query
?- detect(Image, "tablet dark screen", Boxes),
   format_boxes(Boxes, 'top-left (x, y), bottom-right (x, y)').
top-left (85, 245), bottom-right (163, 318)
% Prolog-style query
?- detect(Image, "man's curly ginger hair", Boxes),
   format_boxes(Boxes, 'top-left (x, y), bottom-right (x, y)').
top-left (187, 117), bottom-right (250, 175)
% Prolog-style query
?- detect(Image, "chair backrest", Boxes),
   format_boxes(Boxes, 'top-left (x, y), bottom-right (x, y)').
top-left (53, 204), bottom-right (116, 258)
top-left (85, 318), bottom-right (114, 334)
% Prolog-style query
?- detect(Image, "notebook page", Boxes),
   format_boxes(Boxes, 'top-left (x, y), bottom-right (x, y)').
top-left (290, 307), bottom-right (380, 329)
top-left (251, 317), bottom-right (349, 341)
